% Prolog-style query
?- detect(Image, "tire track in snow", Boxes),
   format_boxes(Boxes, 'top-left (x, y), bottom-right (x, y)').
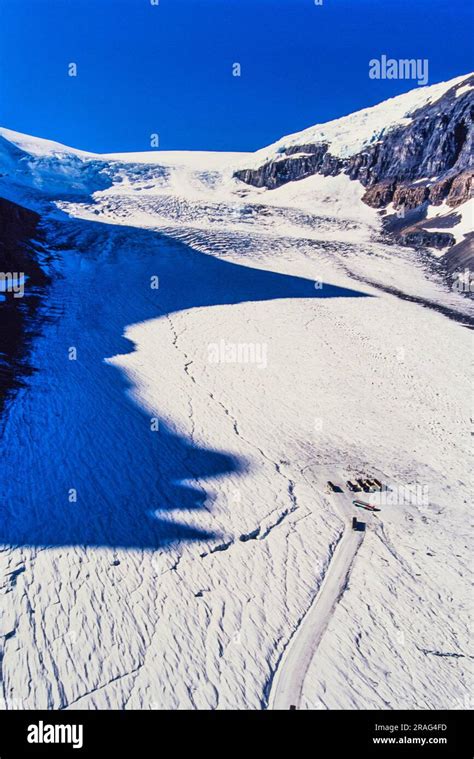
top-left (268, 515), bottom-right (364, 710)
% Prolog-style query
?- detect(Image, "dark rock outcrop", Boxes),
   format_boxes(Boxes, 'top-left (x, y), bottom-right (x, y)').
top-left (0, 197), bottom-right (50, 411)
top-left (235, 144), bottom-right (343, 189)
top-left (446, 170), bottom-right (473, 206)
top-left (398, 229), bottom-right (456, 249)
top-left (361, 180), bottom-right (397, 208)
top-left (390, 184), bottom-right (431, 210)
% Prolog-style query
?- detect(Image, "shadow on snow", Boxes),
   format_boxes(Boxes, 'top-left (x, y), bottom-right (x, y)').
top-left (1, 215), bottom-right (372, 550)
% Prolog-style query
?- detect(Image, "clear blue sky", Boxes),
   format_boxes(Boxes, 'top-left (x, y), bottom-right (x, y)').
top-left (0, 0), bottom-right (472, 153)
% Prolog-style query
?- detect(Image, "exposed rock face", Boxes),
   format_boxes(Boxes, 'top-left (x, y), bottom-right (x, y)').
top-left (235, 76), bottom-right (473, 215)
top-left (235, 144), bottom-right (343, 189)
top-left (398, 229), bottom-right (456, 249)
top-left (446, 170), bottom-right (473, 206)
top-left (0, 197), bottom-right (49, 409)
top-left (390, 184), bottom-right (430, 210)
top-left (361, 181), bottom-right (396, 208)
top-left (0, 197), bottom-right (42, 271)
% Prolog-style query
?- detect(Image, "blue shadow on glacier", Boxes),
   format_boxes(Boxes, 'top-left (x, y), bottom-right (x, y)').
top-left (1, 216), bottom-right (372, 550)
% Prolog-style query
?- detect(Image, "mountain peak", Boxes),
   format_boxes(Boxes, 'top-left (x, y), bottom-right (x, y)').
top-left (249, 73), bottom-right (474, 165)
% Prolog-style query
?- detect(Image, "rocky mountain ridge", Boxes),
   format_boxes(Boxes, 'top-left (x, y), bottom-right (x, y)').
top-left (235, 75), bottom-right (472, 208)
top-left (235, 75), bottom-right (473, 258)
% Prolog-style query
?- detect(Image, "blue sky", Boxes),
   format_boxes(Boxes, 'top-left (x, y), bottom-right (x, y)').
top-left (0, 0), bottom-right (472, 153)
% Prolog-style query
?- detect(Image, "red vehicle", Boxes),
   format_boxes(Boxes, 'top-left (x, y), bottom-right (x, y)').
top-left (353, 499), bottom-right (381, 512)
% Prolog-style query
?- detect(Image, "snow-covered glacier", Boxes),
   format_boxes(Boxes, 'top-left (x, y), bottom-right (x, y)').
top-left (0, 75), bottom-right (472, 710)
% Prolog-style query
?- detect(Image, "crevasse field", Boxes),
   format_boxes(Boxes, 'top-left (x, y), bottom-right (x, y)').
top-left (0, 79), bottom-right (472, 711)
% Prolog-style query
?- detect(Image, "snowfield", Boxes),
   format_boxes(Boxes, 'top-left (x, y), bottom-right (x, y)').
top-left (0, 81), bottom-right (472, 710)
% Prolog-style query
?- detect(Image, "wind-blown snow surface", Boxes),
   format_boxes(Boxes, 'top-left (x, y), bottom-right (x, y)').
top-left (0, 118), bottom-right (472, 710)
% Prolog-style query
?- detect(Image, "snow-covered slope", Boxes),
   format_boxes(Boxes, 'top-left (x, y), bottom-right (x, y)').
top-left (245, 73), bottom-right (472, 165)
top-left (0, 127), bottom-right (92, 158)
top-left (0, 80), bottom-right (472, 712)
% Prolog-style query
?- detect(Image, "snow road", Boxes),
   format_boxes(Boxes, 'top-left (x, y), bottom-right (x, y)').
top-left (270, 502), bottom-right (364, 710)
